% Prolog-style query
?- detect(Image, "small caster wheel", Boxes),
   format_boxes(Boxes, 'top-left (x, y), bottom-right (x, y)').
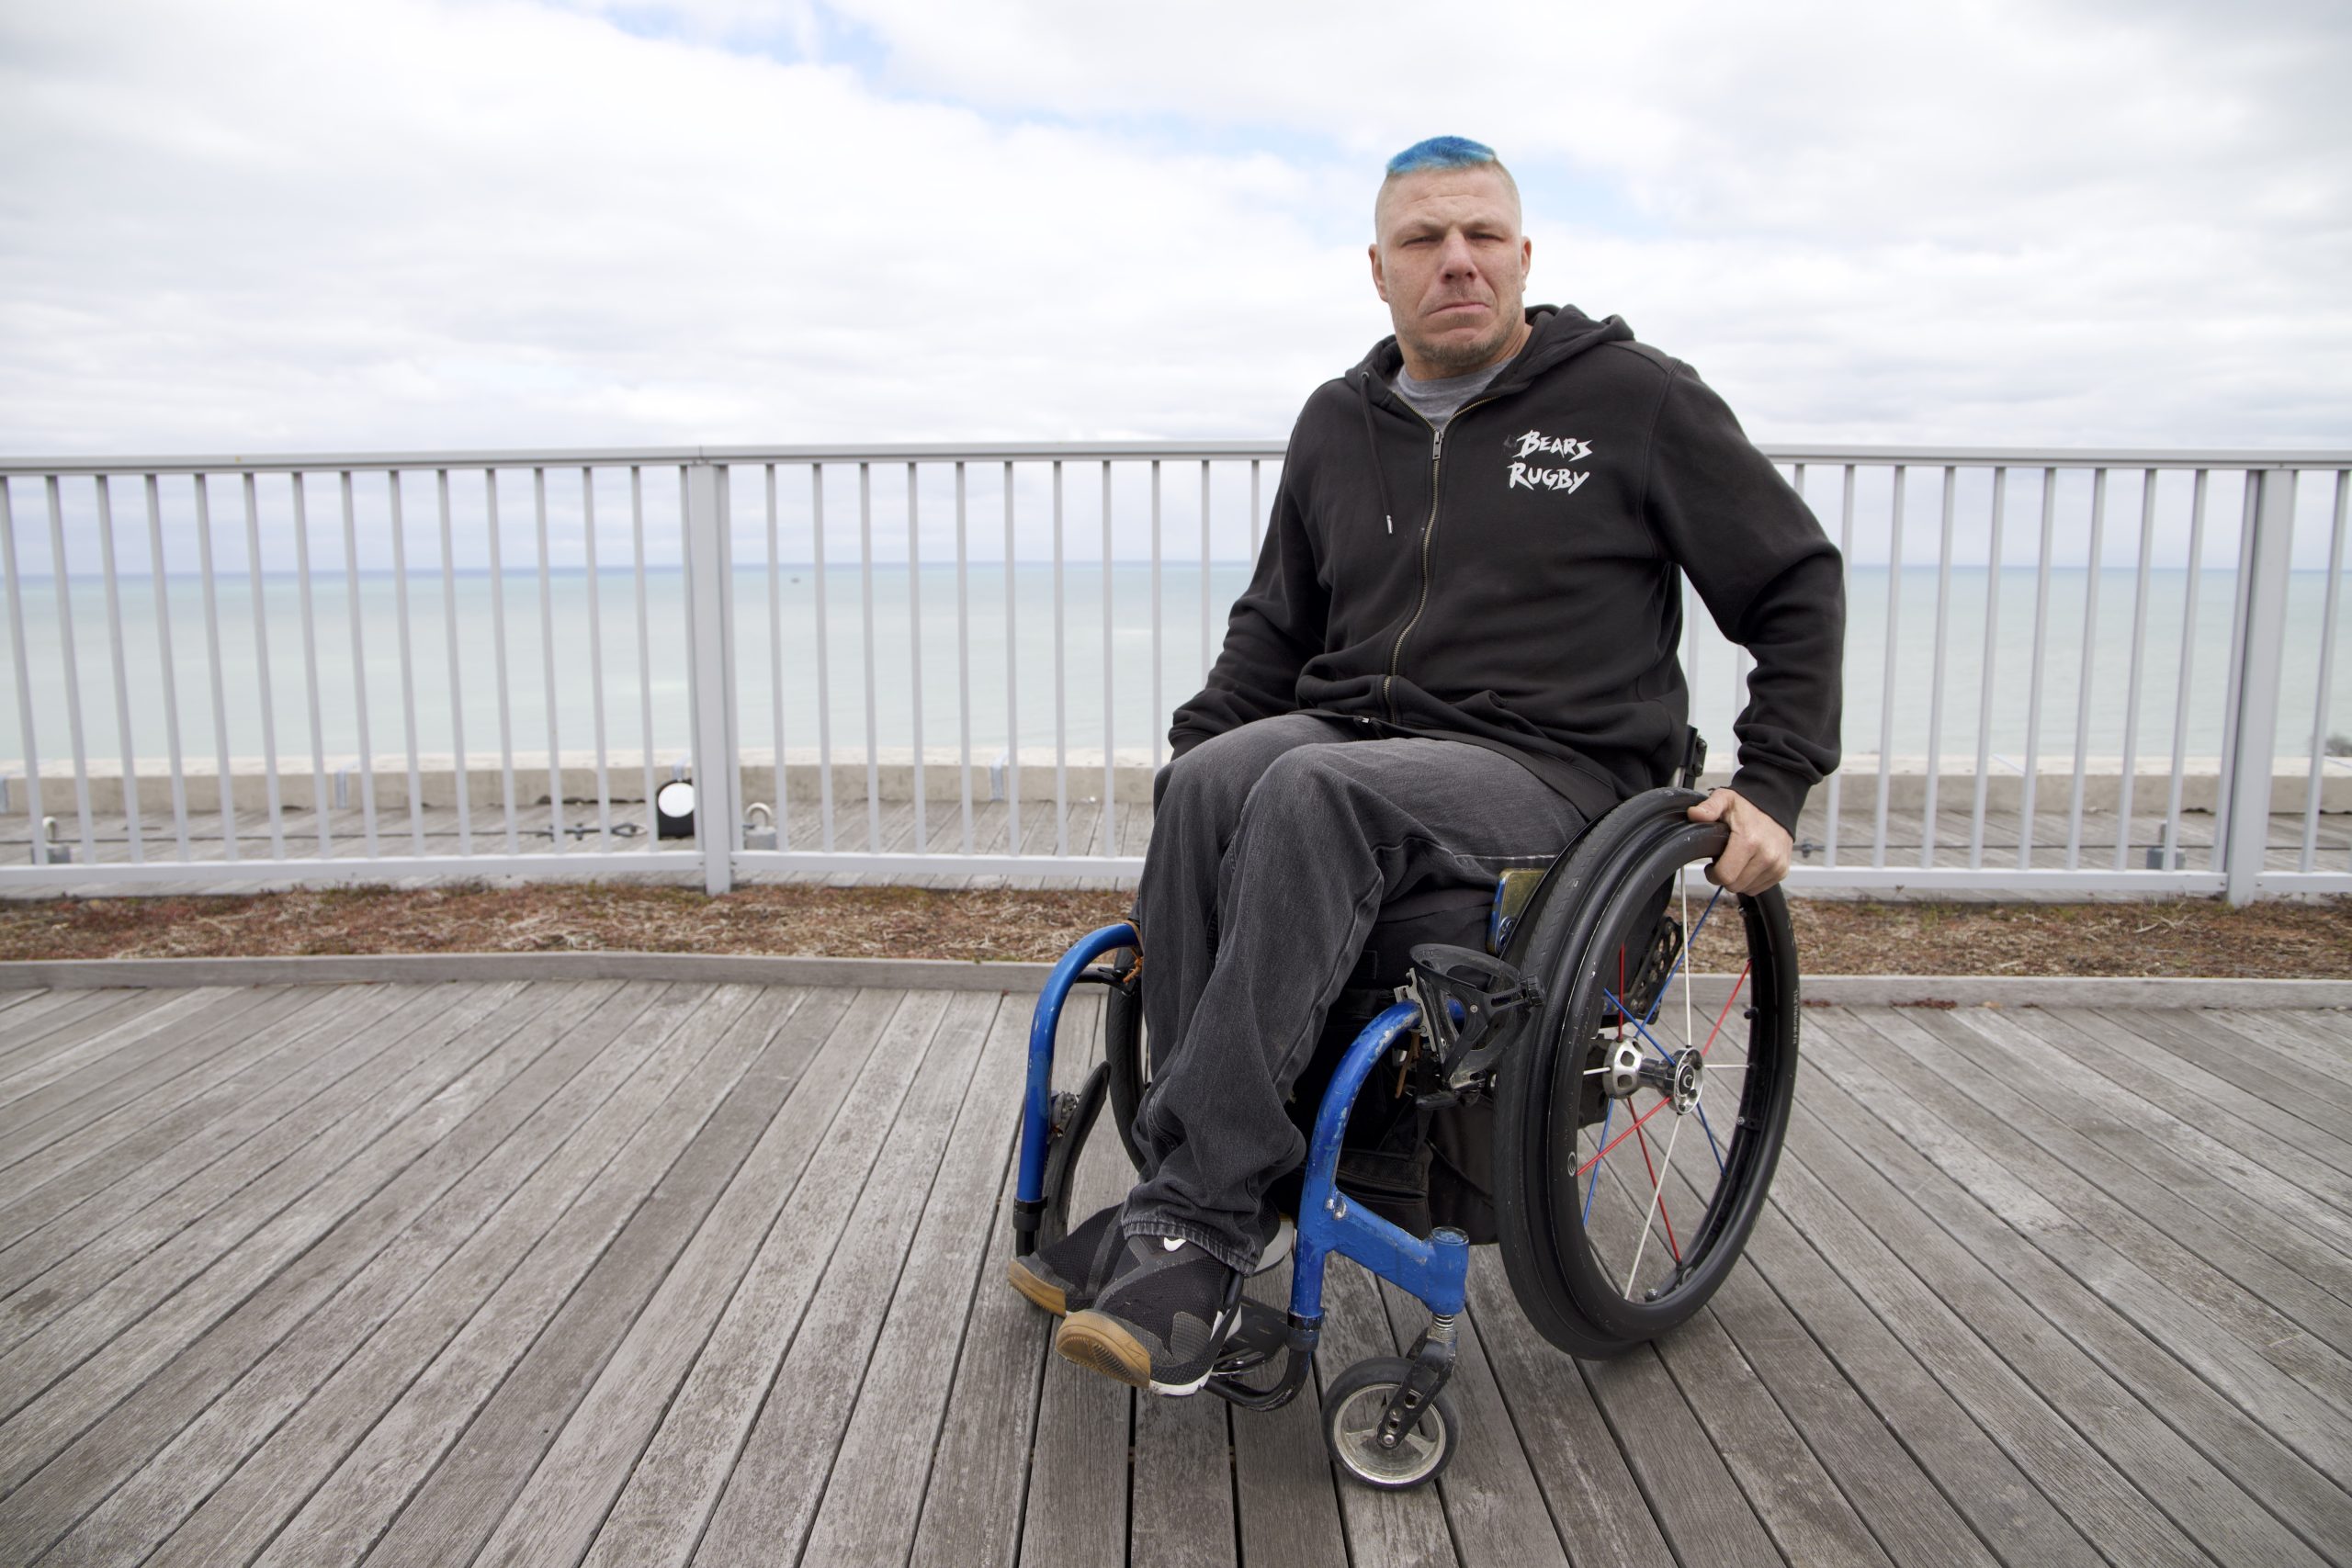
top-left (1321, 1356), bottom-right (1460, 1490)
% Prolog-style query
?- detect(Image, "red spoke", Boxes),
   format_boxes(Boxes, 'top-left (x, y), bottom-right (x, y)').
top-left (1578, 1091), bottom-right (1673, 1178)
top-left (1634, 1121), bottom-right (1680, 1261)
top-left (1699, 961), bottom-right (1751, 1057)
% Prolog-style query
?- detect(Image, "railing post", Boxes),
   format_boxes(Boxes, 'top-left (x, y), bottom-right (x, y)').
top-left (684, 460), bottom-right (738, 895)
top-left (2221, 468), bottom-right (2296, 905)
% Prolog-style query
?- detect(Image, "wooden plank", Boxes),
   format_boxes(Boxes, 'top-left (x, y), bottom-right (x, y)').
top-left (1901, 1006), bottom-right (2352, 1391)
top-left (688, 992), bottom-right (1004, 1566)
top-left (1462, 1253), bottom-right (1679, 1568)
top-left (150, 987), bottom-right (859, 1568)
top-left (1228, 1269), bottom-right (1348, 1568)
top-left (0, 989), bottom-right (285, 1146)
top-left (473, 982), bottom-right (896, 1568)
top-left (1794, 1017), bottom-right (2352, 1566)
top-left (1736, 1199), bottom-right (2103, 1566)
top-left (1767, 1121), bottom-right (2245, 1568)
top-left (1316, 1257), bottom-right (1459, 1568)
top-left (905, 1151), bottom-right (1054, 1568)
top-left (1646, 1285), bottom-right (1896, 1568)
top-left (2211, 1010), bottom-right (2352, 1095)
top-left (0, 985), bottom-right (317, 1175)
top-left (0, 989), bottom-right (87, 1047)
top-left (0, 987), bottom-right (538, 1382)
top-left (0, 980), bottom-right (543, 1369)
top-left (1811, 1008), bottom-right (2352, 1482)
top-left (338, 984), bottom-right (873, 1568)
top-left (0, 982), bottom-right (457, 1298)
top-left (17, 981), bottom-right (758, 1564)
top-left (1571, 1333), bottom-right (1784, 1568)
top-left (1129, 1387), bottom-right (1238, 1568)
top-left (1948, 1007), bottom-right (2352, 1277)
top-left (0, 978), bottom-right (629, 1493)
top-left (0, 986), bottom-right (54, 1017)
top-left (0, 987), bottom-right (251, 1117)
top-left (2071, 1006), bottom-right (2352, 1180)
top-left (796, 999), bottom-right (1048, 1568)
top-left (0, 991), bottom-right (154, 1074)
top-left (1686, 1257), bottom-right (2001, 1568)
top-left (1374, 1276), bottom-right (1575, 1568)
top-left (483, 987), bottom-right (970, 1568)
top-left (0, 986), bottom-right (374, 1247)
top-left (1016, 991), bottom-right (1136, 1568)
top-left (905, 999), bottom-right (1078, 1568)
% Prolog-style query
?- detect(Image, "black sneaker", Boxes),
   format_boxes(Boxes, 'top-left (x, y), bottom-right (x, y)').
top-left (1006, 1201), bottom-right (1125, 1316)
top-left (1055, 1235), bottom-right (1242, 1396)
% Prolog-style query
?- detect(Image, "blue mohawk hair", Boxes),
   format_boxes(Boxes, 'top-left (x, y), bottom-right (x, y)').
top-left (1385, 136), bottom-right (1498, 175)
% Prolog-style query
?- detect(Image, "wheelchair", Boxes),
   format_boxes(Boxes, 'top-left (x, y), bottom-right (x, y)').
top-left (1010, 733), bottom-right (1801, 1491)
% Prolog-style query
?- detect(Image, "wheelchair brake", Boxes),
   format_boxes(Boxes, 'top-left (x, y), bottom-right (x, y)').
top-left (1403, 944), bottom-right (1543, 1102)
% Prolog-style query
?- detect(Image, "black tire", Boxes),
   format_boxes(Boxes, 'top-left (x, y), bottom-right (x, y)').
top-left (1493, 788), bottom-right (1801, 1358)
top-left (1036, 1062), bottom-right (1109, 1249)
top-left (1320, 1357), bottom-right (1460, 1491)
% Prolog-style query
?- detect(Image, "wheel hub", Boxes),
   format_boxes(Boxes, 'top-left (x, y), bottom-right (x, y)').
top-left (1669, 1048), bottom-right (1702, 1113)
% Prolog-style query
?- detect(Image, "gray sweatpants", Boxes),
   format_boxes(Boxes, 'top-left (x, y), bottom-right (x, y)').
top-left (1120, 713), bottom-right (1590, 1270)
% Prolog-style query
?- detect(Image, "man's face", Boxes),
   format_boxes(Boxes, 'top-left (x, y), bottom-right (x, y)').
top-left (1369, 166), bottom-right (1532, 378)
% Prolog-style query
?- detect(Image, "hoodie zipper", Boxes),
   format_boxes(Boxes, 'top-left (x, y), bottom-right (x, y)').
top-left (1384, 392), bottom-right (1501, 723)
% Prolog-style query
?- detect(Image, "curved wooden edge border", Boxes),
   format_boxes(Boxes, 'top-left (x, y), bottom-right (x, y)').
top-left (0, 953), bottom-right (2346, 1009)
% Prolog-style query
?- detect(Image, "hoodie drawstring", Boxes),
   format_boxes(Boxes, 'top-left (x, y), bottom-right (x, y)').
top-left (1356, 372), bottom-right (1400, 536)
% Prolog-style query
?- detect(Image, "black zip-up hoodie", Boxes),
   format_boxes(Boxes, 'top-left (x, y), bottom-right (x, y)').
top-left (1169, 305), bottom-right (1844, 831)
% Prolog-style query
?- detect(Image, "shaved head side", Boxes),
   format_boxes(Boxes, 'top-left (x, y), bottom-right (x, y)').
top-left (1374, 135), bottom-right (1521, 236)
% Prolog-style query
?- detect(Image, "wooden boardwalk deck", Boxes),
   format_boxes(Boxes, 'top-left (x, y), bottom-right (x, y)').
top-left (0, 979), bottom-right (2346, 1566)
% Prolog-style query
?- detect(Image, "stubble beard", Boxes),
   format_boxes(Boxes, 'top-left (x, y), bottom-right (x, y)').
top-left (1406, 309), bottom-right (1523, 378)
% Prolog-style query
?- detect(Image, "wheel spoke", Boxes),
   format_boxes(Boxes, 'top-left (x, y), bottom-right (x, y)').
top-left (1583, 1097), bottom-right (1614, 1221)
top-left (1696, 1096), bottom-right (1725, 1175)
top-left (1634, 1121), bottom-right (1681, 1262)
top-left (1577, 1088), bottom-right (1675, 1178)
top-left (1698, 961), bottom-right (1751, 1056)
top-left (1623, 1106), bottom-right (1689, 1297)
top-left (1602, 989), bottom-right (1681, 1064)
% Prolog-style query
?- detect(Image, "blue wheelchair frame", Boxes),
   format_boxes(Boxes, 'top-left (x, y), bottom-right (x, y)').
top-left (1013, 919), bottom-right (1470, 1409)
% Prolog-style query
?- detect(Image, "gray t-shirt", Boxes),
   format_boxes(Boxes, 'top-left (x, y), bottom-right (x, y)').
top-left (1392, 359), bottom-right (1507, 434)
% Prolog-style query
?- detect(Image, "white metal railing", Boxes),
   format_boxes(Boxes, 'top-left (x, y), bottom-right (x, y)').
top-left (0, 443), bottom-right (2345, 902)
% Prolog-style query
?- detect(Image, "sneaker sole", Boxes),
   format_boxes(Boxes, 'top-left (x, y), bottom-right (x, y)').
top-left (1055, 1311), bottom-right (1152, 1388)
top-left (1005, 1257), bottom-right (1069, 1316)
top-left (1056, 1303), bottom-right (1238, 1398)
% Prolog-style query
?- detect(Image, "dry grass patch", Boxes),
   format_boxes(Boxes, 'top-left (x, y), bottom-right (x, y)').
top-left (0, 885), bottom-right (2346, 979)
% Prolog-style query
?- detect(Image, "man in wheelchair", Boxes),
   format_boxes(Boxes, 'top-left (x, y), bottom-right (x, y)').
top-left (1011, 136), bottom-right (1843, 1398)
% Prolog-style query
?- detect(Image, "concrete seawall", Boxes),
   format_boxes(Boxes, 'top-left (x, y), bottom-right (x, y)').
top-left (5, 750), bottom-right (2346, 817)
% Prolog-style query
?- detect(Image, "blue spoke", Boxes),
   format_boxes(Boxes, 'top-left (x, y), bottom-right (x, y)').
top-left (1641, 885), bottom-right (1726, 1027)
top-left (1696, 1100), bottom-right (1725, 1175)
top-left (1584, 1099), bottom-right (1613, 1223)
top-left (1604, 989), bottom-right (1680, 1065)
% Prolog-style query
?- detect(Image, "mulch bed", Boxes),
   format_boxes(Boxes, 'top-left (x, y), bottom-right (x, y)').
top-left (1, 884), bottom-right (2347, 978)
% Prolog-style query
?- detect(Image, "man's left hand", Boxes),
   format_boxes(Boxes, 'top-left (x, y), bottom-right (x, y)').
top-left (1686, 789), bottom-right (1792, 896)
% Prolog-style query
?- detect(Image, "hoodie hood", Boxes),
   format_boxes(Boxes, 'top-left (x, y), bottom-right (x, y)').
top-left (1351, 304), bottom-right (1635, 404)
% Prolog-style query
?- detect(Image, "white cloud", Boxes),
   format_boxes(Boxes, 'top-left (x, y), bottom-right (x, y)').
top-left (0, 0), bottom-right (2346, 456)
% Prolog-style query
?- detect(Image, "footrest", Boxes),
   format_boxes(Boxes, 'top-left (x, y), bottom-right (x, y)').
top-left (1213, 1298), bottom-right (1290, 1375)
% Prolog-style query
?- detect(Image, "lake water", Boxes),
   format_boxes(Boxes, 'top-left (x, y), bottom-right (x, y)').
top-left (3, 563), bottom-right (2344, 773)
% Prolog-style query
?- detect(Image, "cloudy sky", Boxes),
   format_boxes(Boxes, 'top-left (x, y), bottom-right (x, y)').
top-left (3, 0), bottom-right (2348, 457)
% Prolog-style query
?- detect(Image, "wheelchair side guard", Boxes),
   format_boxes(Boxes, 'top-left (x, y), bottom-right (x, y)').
top-left (1013, 920), bottom-right (1137, 1257)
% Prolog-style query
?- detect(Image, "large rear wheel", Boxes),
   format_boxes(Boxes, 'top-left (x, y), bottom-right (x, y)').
top-left (1493, 790), bottom-right (1800, 1357)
